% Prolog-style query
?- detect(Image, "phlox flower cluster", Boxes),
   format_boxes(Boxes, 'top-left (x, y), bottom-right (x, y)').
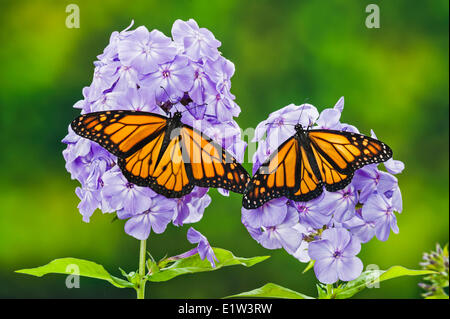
top-left (242, 97), bottom-right (404, 284)
top-left (62, 19), bottom-right (246, 267)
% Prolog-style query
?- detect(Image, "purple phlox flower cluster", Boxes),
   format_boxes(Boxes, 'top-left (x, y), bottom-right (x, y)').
top-left (63, 19), bottom-right (246, 240)
top-left (243, 97), bottom-right (404, 284)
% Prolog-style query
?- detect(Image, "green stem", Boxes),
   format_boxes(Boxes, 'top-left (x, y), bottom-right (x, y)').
top-left (137, 239), bottom-right (147, 299)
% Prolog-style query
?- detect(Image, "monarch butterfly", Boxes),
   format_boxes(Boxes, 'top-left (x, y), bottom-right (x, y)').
top-left (71, 110), bottom-right (250, 198)
top-left (242, 123), bottom-right (393, 209)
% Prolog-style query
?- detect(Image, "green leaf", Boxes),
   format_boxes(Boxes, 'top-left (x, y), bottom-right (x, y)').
top-left (148, 248), bottom-right (269, 282)
top-left (302, 260), bottom-right (315, 274)
top-left (425, 293), bottom-right (449, 299)
top-left (16, 257), bottom-right (135, 288)
top-left (316, 284), bottom-right (328, 299)
top-left (226, 283), bottom-right (314, 299)
top-left (333, 266), bottom-right (436, 299)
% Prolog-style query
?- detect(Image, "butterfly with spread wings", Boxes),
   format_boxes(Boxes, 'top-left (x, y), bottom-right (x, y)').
top-left (71, 110), bottom-right (250, 198)
top-left (243, 123), bottom-right (393, 209)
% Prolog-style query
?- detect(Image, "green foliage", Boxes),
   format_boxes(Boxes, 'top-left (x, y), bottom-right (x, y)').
top-left (149, 248), bottom-right (269, 282)
top-left (228, 266), bottom-right (436, 299)
top-left (15, 258), bottom-right (134, 288)
top-left (419, 243), bottom-right (449, 299)
top-left (226, 283), bottom-right (313, 299)
top-left (15, 248), bottom-right (269, 293)
top-left (331, 266), bottom-right (436, 299)
top-left (302, 260), bottom-right (315, 274)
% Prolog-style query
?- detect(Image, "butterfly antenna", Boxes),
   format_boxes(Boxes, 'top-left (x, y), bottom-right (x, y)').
top-left (265, 122), bottom-right (296, 126)
top-left (181, 102), bottom-right (208, 114)
top-left (159, 86), bottom-right (177, 104)
top-left (297, 97), bottom-right (312, 128)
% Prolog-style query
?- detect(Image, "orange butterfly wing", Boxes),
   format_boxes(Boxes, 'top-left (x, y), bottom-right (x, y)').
top-left (243, 137), bottom-right (323, 208)
top-left (308, 130), bottom-right (392, 173)
top-left (119, 125), bottom-right (250, 197)
top-left (72, 111), bottom-right (250, 198)
top-left (180, 125), bottom-right (250, 194)
top-left (71, 111), bottom-right (167, 157)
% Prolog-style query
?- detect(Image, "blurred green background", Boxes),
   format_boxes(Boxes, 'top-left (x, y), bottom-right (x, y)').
top-left (0, 0), bottom-right (448, 299)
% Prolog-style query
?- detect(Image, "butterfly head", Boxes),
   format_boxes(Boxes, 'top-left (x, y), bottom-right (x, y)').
top-left (173, 111), bottom-right (182, 121)
top-left (295, 123), bottom-right (304, 133)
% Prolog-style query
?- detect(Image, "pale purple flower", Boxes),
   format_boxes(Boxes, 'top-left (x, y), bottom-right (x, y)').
top-left (97, 20), bottom-right (136, 63)
top-left (118, 26), bottom-right (177, 74)
top-left (114, 87), bottom-right (157, 112)
top-left (140, 55), bottom-right (195, 101)
top-left (172, 19), bottom-right (221, 61)
top-left (384, 159), bottom-right (405, 174)
top-left (204, 91), bottom-right (240, 122)
top-left (352, 165), bottom-right (398, 203)
top-left (188, 62), bottom-right (217, 106)
top-left (245, 206), bottom-right (303, 253)
top-left (204, 56), bottom-right (235, 93)
top-left (187, 227), bottom-right (218, 267)
top-left (289, 239), bottom-right (311, 263)
top-left (89, 64), bottom-right (119, 101)
top-left (73, 86), bottom-right (93, 113)
top-left (315, 97), bottom-right (344, 130)
top-left (114, 64), bottom-right (141, 92)
top-left (291, 194), bottom-right (332, 229)
top-left (343, 208), bottom-right (376, 243)
top-left (123, 197), bottom-right (177, 240)
top-left (253, 103), bottom-right (319, 144)
top-left (361, 193), bottom-right (400, 241)
top-left (101, 167), bottom-right (154, 215)
top-left (90, 90), bottom-right (124, 112)
top-left (309, 228), bottom-right (363, 284)
top-left (242, 198), bottom-right (288, 228)
top-left (172, 187), bottom-right (211, 226)
top-left (319, 186), bottom-right (358, 223)
top-left (75, 186), bottom-right (101, 223)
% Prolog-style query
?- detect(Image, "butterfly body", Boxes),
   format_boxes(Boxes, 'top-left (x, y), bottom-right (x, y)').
top-left (71, 110), bottom-right (250, 198)
top-left (243, 124), bottom-right (393, 209)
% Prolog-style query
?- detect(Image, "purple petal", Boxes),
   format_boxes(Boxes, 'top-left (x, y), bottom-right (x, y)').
top-left (314, 257), bottom-right (338, 284)
top-left (124, 213), bottom-right (151, 240)
top-left (241, 198), bottom-right (288, 228)
top-left (308, 239), bottom-right (334, 260)
top-left (336, 256), bottom-right (363, 281)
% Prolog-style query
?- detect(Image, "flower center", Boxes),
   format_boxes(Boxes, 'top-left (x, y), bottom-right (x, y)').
top-left (275, 118), bottom-right (284, 126)
top-left (194, 30), bottom-right (204, 41)
top-left (297, 205), bottom-right (308, 214)
top-left (126, 182), bottom-right (134, 189)
top-left (162, 70), bottom-right (170, 78)
top-left (333, 250), bottom-right (342, 258)
top-left (142, 45), bottom-right (152, 55)
top-left (374, 172), bottom-right (380, 184)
